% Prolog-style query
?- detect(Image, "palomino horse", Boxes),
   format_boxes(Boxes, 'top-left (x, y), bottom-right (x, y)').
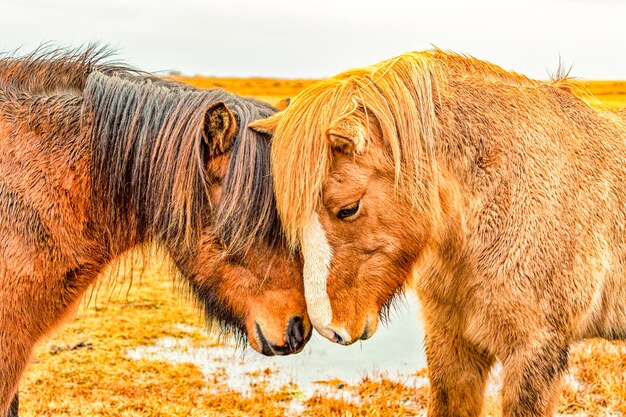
top-left (253, 50), bottom-right (626, 416)
top-left (0, 48), bottom-right (310, 417)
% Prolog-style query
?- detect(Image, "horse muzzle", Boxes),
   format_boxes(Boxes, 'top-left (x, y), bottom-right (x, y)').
top-left (253, 316), bottom-right (311, 356)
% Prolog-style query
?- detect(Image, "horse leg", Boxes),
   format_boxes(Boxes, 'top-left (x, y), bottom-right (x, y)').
top-left (500, 334), bottom-right (568, 417)
top-left (424, 315), bottom-right (495, 417)
top-left (0, 317), bottom-right (30, 417)
top-left (0, 269), bottom-right (94, 417)
top-left (7, 393), bottom-right (17, 417)
top-left (0, 343), bottom-right (26, 417)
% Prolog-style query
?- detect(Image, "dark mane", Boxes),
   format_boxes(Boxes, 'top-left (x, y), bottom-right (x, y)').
top-left (84, 70), bottom-right (281, 253)
top-left (0, 44), bottom-right (134, 94)
top-left (214, 100), bottom-right (284, 255)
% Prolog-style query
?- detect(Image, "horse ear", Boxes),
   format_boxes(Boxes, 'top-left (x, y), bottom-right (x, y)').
top-left (327, 112), bottom-right (368, 155)
top-left (275, 97), bottom-right (291, 111)
top-left (203, 102), bottom-right (237, 156)
top-left (248, 113), bottom-right (281, 135)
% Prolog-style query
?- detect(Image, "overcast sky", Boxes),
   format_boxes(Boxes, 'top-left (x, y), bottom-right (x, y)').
top-left (1, 0), bottom-right (625, 80)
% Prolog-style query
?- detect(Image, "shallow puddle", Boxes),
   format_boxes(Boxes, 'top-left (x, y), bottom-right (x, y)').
top-left (127, 293), bottom-right (426, 396)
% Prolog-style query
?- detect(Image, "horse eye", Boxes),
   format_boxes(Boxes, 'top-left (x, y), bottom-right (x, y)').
top-left (337, 201), bottom-right (360, 220)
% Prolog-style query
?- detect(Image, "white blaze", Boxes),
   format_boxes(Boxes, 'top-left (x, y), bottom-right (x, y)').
top-left (302, 213), bottom-right (335, 339)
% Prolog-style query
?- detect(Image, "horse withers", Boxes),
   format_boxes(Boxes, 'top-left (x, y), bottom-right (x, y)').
top-left (0, 48), bottom-right (310, 417)
top-left (256, 50), bottom-right (626, 416)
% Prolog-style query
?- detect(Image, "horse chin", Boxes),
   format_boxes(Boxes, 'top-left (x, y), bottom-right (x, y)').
top-left (376, 284), bottom-right (407, 323)
top-left (360, 312), bottom-right (379, 341)
top-left (204, 311), bottom-right (248, 347)
top-left (331, 288), bottom-right (402, 344)
top-left (187, 281), bottom-right (247, 345)
top-left (343, 287), bottom-right (405, 343)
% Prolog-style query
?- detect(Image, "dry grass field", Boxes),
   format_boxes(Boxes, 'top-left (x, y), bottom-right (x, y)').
top-left (17, 78), bottom-right (626, 417)
top-left (576, 80), bottom-right (626, 109)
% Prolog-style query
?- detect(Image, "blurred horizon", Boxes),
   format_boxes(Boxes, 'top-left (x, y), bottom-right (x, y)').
top-left (1, 0), bottom-right (626, 80)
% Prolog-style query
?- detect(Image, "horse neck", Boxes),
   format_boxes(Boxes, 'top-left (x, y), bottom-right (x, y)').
top-left (0, 89), bottom-right (109, 266)
top-left (433, 78), bottom-right (530, 196)
top-left (421, 79), bottom-right (527, 255)
top-left (0, 90), bottom-right (151, 258)
top-left (0, 90), bottom-right (85, 148)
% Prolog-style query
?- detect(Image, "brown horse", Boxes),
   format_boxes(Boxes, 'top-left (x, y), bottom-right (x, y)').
top-left (0, 47), bottom-right (310, 417)
top-left (253, 50), bottom-right (626, 416)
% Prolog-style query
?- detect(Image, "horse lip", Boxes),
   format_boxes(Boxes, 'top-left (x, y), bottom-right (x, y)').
top-left (360, 320), bottom-right (371, 341)
top-left (254, 322), bottom-right (276, 356)
top-left (314, 326), bottom-right (338, 341)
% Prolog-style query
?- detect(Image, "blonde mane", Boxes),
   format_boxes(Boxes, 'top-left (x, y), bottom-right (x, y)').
top-left (270, 49), bottom-right (578, 248)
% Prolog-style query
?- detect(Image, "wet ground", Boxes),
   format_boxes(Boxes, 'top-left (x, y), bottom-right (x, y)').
top-left (128, 294), bottom-right (427, 397)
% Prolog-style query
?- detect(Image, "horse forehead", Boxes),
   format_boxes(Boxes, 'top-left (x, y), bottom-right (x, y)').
top-left (303, 213), bottom-right (333, 261)
top-left (322, 161), bottom-right (371, 207)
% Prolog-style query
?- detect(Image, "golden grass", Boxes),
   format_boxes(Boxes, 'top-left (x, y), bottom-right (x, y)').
top-left (304, 377), bottom-right (430, 416)
top-left (560, 340), bottom-right (626, 415)
top-left (16, 77), bottom-right (626, 416)
top-left (168, 76), bottom-right (318, 108)
top-left (574, 80), bottom-right (626, 109)
top-left (19, 252), bottom-right (300, 417)
top-left (173, 77), bottom-right (626, 111)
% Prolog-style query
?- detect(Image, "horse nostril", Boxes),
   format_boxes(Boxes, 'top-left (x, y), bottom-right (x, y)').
top-left (286, 316), bottom-right (305, 349)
